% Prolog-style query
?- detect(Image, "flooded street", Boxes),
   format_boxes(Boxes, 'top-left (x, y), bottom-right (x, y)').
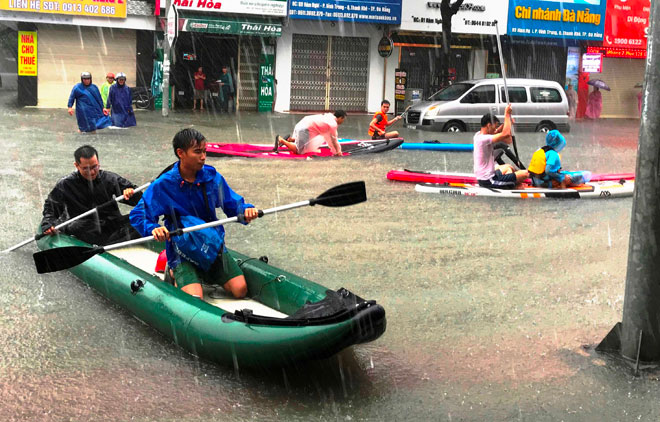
top-left (0, 96), bottom-right (656, 421)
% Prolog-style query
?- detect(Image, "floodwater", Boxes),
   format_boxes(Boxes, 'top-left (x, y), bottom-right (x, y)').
top-left (0, 93), bottom-right (657, 421)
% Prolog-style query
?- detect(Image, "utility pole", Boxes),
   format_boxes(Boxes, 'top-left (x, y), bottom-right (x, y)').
top-left (163, 0), bottom-right (177, 117)
top-left (597, 0), bottom-right (660, 365)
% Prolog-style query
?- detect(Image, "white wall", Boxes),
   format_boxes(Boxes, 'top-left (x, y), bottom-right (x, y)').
top-left (275, 19), bottom-right (392, 113)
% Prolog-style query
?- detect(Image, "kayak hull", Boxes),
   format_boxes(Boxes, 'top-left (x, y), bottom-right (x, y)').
top-left (36, 234), bottom-right (386, 368)
top-left (207, 138), bottom-right (403, 159)
top-left (388, 169), bottom-right (636, 184)
top-left (415, 180), bottom-right (634, 199)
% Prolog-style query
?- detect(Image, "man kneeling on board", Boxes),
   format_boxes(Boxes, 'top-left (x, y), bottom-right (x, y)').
top-left (130, 128), bottom-right (259, 299)
top-left (274, 110), bottom-right (346, 156)
top-left (40, 145), bottom-right (142, 245)
top-left (473, 105), bottom-right (528, 189)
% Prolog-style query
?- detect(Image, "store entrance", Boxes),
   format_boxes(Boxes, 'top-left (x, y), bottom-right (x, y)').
top-left (171, 32), bottom-right (238, 110)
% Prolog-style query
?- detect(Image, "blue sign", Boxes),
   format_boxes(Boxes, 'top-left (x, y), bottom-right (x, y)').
top-left (288, 0), bottom-right (401, 24)
top-left (508, 0), bottom-right (606, 40)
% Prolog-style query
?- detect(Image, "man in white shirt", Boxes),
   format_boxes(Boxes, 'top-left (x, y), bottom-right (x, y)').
top-left (275, 110), bottom-right (346, 156)
top-left (473, 104), bottom-right (528, 189)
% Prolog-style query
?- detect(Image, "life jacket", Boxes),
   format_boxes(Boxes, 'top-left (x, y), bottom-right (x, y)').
top-left (528, 145), bottom-right (553, 177)
top-left (368, 111), bottom-right (388, 136)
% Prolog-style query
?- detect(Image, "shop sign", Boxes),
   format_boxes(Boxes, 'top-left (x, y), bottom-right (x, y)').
top-left (400, 0), bottom-right (508, 35)
top-left (258, 52), bottom-right (275, 112)
top-left (378, 36), bottom-right (393, 58)
top-left (289, 0), bottom-right (401, 24)
top-left (581, 53), bottom-right (602, 73)
top-left (18, 31), bottom-right (37, 76)
top-left (171, 0), bottom-right (286, 17)
top-left (508, 0), bottom-right (606, 40)
top-left (182, 17), bottom-right (282, 36)
top-left (587, 45), bottom-right (647, 60)
top-left (167, 4), bottom-right (178, 47)
top-left (0, 0), bottom-right (126, 18)
top-left (394, 69), bottom-right (406, 101)
top-left (604, 0), bottom-right (650, 49)
top-left (565, 46), bottom-right (580, 89)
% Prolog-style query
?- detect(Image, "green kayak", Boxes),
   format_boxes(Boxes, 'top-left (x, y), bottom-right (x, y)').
top-left (37, 233), bottom-right (386, 368)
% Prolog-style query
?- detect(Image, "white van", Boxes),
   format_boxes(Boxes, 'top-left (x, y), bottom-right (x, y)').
top-left (405, 78), bottom-right (570, 133)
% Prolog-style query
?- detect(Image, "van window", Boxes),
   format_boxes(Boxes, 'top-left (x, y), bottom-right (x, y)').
top-left (461, 85), bottom-right (495, 104)
top-left (428, 83), bottom-right (474, 101)
top-left (530, 87), bottom-right (562, 103)
top-left (500, 87), bottom-right (527, 103)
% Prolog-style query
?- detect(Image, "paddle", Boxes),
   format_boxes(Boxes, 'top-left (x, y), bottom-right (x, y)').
top-left (33, 181), bottom-right (367, 274)
top-left (494, 20), bottom-right (525, 170)
top-left (2, 181), bottom-right (152, 254)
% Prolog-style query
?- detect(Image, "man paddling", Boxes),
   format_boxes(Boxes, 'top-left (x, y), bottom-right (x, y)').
top-left (474, 105), bottom-right (528, 189)
top-left (129, 128), bottom-right (259, 299)
top-left (40, 145), bottom-right (142, 245)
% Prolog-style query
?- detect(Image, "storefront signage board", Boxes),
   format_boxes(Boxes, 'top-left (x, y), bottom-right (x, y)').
top-left (171, 0), bottom-right (286, 17)
top-left (289, 0), bottom-right (400, 24)
top-left (399, 0), bottom-right (508, 34)
top-left (581, 52), bottom-right (602, 73)
top-left (603, 0), bottom-right (650, 49)
top-left (508, 0), bottom-right (606, 40)
top-left (18, 31), bottom-right (37, 76)
top-left (587, 45), bottom-right (647, 60)
top-left (0, 0), bottom-right (126, 18)
top-left (181, 16), bottom-right (282, 36)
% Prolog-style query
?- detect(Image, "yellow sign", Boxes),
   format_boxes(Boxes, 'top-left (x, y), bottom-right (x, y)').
top-left (18, 31), bottom-right (37, 76)
top-left (0, 0), bottom-right (126, 18)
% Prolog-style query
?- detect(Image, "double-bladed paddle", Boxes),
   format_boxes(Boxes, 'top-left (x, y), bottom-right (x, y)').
top-left (2, 181), bottom-right (152, 254)
top-left (33, 181), bottom-right (367, 274)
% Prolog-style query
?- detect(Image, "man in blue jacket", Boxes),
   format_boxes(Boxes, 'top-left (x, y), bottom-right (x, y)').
top-left (130, 128), bottom-right (259, 299)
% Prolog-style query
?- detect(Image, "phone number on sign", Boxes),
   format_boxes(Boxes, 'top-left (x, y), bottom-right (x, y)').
top-left (613, 38), bottom-right (644, 46)
top-left (41, 2), bottom-right (116, 14)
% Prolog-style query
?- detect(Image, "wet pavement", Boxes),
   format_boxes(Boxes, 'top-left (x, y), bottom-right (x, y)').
top-left (0, 90), bottom-right (657, 421)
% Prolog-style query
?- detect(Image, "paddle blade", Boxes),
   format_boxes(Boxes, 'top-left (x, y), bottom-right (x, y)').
top-left (311, 181), bottom-right (367, 207)
top-left (33, 246), bottom-right (103, 274)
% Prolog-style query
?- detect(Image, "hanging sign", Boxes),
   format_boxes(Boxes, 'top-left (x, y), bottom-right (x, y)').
top-left (18, 31), bottom-right (37, 76)
top-left (167, 4), bottom-right (178, 47)
top-left (581, 53), bottom-right (602, 73)
top-left (378, 36), bottom-right (393, 58)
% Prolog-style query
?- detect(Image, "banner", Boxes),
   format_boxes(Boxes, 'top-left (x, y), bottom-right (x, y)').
top-left (508, 0), bottom-right (606, 40)
top-left (289, 0), bottom-right (401, 24)
top-left (0, 0), bottom-right (126, 18)
top-left (171, 0), bottom-right (286, 17)
top-left (399, 0), bottom-right (508, 35)
top-left (181, 16), bottom-right (282, 36)
top-left (603, 0), bottom-right (650, 49)
top-left (18, 31), bottom-right (37, 76)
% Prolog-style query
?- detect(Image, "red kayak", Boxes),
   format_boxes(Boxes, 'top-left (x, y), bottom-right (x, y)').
top-left (387, 169), bottom-right (636, 184)
top-left (207, 138), bottom-right (403, 159)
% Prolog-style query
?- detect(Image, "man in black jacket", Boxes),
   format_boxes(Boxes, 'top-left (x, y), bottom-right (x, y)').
top-left (40, 145), bottom-right (142, 245)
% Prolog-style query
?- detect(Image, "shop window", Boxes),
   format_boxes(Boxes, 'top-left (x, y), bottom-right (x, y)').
top-left (500, 87), bottom-right (527, 103)
top-left (461, 85), bottom-right (495, 104)
top-left (530, 87), bottom-right (562, 103)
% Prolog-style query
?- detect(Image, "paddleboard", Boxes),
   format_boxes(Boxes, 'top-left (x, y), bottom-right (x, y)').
top-left (398, 142), bottom-right (473, 151)
top-left (388, 169), bottom-right (635, 184)
top-left (415, 180), bottom-right (634, 199)
top-left (206, 138), bottom-right (403, 159)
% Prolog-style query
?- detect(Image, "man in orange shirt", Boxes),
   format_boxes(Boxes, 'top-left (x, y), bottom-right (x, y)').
top-left (368, 100), bottom-right (401, 139)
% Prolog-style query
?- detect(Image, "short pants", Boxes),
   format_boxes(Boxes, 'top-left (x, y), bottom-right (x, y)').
top-left (371, 133), bottom-right (385, 140)
top-left (194, 89), bottom-right (206, 100)
top-left (172, 251), bottom-right (243, 288)
top-left (477, 169), bottom-right (517, 189)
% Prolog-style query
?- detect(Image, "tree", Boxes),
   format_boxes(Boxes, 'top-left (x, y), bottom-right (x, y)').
top-left (433, 0), bottom-right (464, 90)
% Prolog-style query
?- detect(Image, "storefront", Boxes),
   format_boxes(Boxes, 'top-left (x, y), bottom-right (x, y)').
top-left (395, 0), bottom-right (509, 110)
top-left (162, 0), bottom-right (285, 111)
top-left (276, 0), bottom-right (401, 113)
top-left (1, 1), bottom-right (155, 107)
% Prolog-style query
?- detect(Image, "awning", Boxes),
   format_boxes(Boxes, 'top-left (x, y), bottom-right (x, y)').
top-left (179, 13), bottom-right (282, 37)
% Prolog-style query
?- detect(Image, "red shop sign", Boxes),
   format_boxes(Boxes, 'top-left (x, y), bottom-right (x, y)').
top-left (587, 46), bottom-right (647, 59)
top-left (604, 0), bottom-right (651, 49)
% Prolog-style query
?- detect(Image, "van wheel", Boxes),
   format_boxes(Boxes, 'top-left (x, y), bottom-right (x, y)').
top-left (444, 121), bottom-right (466, 132)
top-left (536, 122), bottom-right (555, 133)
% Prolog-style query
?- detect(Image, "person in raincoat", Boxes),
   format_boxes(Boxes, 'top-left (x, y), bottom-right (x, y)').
top-left (100, 72), bottom-right (115, 107)
top-left (274, 110), bottom-right (346, 156)
top-left (67, 72), bottom-right (111, 133)
top-left (565, 81), bottom-right (577, 119)
top-left (217, 65), bottom-right (234, 113)
top-left (585, 87), bottom-right (602, 119)
top-left (105, 72), bottom-right (136, 128)
top-left (528, 130), bottom-right (591, 189)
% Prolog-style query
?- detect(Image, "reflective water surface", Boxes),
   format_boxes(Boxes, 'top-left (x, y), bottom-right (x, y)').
top-left (1, 95), bottom-right (657, 421)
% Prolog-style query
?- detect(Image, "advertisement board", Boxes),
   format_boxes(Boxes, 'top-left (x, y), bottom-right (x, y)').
top-left (581, 52), bottom-right (602, 73)
top-left (289, 0), bottom-right (401, 24)
top-left (18, 31), bottom-right (37, 76)
top-left (170, 0), bottom-right (286, 17)
top-left (399, 0), bottom-right (508, 34)
top-left (0, 0), bottom-right (126, 18)
top-left (508, 0), bottom-right (606, 40)
top-left (603, 0), bottom-right (650, 49)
